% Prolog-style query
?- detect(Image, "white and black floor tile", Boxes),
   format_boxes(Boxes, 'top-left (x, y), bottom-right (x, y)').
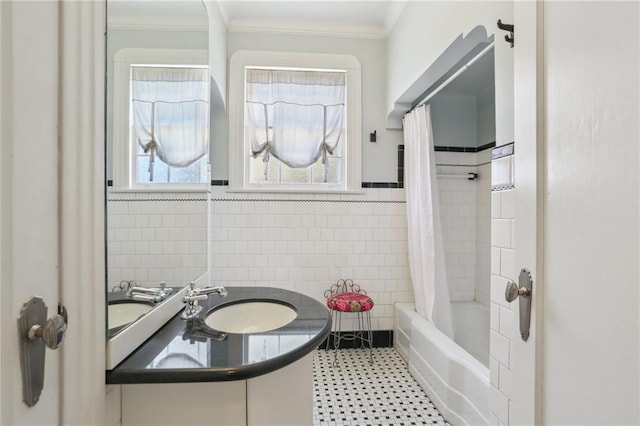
top-left (313, 348), bottom-right (449, 426)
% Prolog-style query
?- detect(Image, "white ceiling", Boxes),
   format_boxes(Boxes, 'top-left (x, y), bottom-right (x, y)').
top-left (108, 0), bottom-right (405, 37)
top-left (217, 1), bottom-right (407, 37)
top-left (108, 0), bottom-right (209, 29)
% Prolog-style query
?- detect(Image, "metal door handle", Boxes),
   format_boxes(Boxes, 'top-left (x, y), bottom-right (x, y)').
top-left (28, 305), bottom-right (67, 350)
top-left (505, 280), bottom-right (530, 302)
top-left (505, 269), bottom-right (533, 341)
top-left (18, 297), bottom-right (68, 406)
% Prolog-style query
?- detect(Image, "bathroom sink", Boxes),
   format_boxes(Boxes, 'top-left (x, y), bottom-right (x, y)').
top-left (108, 301), bottom-right (154, 330)
top-left (204, 301), bottom-right (297, 334)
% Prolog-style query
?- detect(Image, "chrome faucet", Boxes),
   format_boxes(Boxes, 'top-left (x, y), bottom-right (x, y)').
top-left (126, 282), bottom-right (173, 303)
top-left (181, 281), bottom-right (228, 319)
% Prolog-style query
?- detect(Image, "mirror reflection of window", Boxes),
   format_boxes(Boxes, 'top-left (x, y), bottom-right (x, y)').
top-left (111, 48), bottom-right (209, 190)
top-left (131, 65), bottom-right (209, 185)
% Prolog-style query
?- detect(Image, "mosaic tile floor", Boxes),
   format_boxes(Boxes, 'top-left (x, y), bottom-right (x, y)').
top-left (313, 348), bottom-right (449, 426)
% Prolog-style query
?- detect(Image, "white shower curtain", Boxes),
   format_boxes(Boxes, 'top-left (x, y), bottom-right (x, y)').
top-left (403, 105), bottom-right (455, 339)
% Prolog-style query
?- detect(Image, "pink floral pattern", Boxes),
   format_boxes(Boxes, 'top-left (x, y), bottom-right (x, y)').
top-left (326, 292), bottom-right (374, 312)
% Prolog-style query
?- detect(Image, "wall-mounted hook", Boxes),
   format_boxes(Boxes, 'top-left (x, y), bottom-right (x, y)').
top-left (497, 19), bottom-right (514, 48)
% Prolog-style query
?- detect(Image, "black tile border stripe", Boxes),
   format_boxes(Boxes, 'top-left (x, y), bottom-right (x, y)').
top-left (361, 182), bottom-right (402, 189)
top-left (211, 198), bottom-right (406, 204)
top-left (318, 330), bottom-right (393, 350)
top-left (478, 141), bottom-right (497, 152)
top-left (107, 197), bottom-right (406, 204)
top-left (432, 141), bottom-right (496, 153)
top-left (210, 180), bottom-right (404, 189)
top-left (107, 198), bottom-right (207, 202)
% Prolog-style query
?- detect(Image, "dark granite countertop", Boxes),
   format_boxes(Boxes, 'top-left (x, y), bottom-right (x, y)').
top-left (106, 287), bottom-right (331, 384)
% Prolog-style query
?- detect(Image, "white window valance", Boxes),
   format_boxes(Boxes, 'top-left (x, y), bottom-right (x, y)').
top-left (245, 68), bottom-right (346, 181)
top-left (131, 66), bottom-right (208, 181)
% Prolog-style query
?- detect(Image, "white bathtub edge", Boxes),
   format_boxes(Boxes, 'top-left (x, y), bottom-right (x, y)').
top-left (394, 302), bottom-right (490, 426)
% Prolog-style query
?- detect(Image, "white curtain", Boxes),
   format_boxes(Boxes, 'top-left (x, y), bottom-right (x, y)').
top-left (132, 67), bottom-right (208, 181)
top-left (245, 68), bottom-right (345, 181)
top-left (403, 105), bottom-right (454, 339)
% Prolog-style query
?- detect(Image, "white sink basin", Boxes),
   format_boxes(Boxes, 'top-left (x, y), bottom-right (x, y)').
top-left (108, 301), bottom-right (154, 330)
top-left (204, 301), bottom-right (297, 334)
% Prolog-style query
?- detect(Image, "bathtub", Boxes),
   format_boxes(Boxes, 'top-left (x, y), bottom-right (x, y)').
top-left (394, 302), bottom-right (490, 426)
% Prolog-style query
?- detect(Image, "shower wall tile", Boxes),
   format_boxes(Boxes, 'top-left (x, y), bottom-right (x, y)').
top-left (490, 357), bottom-right (500, 387)
top-left (490, 386), bottom-right (510, 425)
top-left (488, 413), bottom-right (499, 426)
top-left (498, 364), bottom-right (515, 402)
top-left (435, 151), bottom-right (491, 305)
top-left (500, 188), bottom-right (516, 218)
top-left (491, 247), bottom-right (501, 275)
top-left (499, 306), bottom-right (517, 341)
top-left (475, 162), bottom-right (492, 307)
top-left (490, 188), bottom-right (517, 426)
top-left (500, 248), bottom-right (516, 279)
top-left (492, 219), bottom-right (512, 249)
top-left (491, 191), bottom-right (502, 217)
top-left (490, 302), bottom-right (500, 331)
top-left (490, 330), bottom-right (510, 367)
top-left (208, 187), bottom-right (411, 331)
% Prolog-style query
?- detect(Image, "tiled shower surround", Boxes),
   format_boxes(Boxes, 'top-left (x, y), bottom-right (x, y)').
top-left (436, 149), bottom-right (492, 306)
top-left (209, 187), bottom-right (412, 332)
top-left (106, 192), bottom-right (208, 290)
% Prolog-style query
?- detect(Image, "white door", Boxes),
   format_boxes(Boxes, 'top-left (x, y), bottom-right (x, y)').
top-left (0, 2), bottom-right (62, 423)
top-left (512, 1), bottom-right (640, 425)
top-left (1, 1), bottom-right (106, 424)
top-left (539, 2), bottom-right (639, 424)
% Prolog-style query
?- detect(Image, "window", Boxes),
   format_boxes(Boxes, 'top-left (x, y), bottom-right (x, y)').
top-left (229, 51), bottom-right (362, 192)
top-left (245, 67), bottom-right (345, 185)
top-left (112, 49), bottom-right (209, 190)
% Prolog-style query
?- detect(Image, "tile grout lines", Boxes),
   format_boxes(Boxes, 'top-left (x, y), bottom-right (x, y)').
top-left (313, 348), bottom-right (449, 426)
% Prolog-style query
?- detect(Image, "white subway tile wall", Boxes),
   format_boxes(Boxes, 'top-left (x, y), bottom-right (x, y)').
top-left (489, 188), bottom-right (516, 425)
top-left (436, 151), bottom-right (491, 306)
top-left (209, 187), bottom-right (412, 332)
top-left (106, 192), bottom-right (208, 290)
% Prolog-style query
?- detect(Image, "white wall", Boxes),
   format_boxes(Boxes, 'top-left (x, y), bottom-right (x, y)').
top-left (206, 0), bottom-right (227, 106)
top-left (206, 1), bottom-right (228, 174)
top-left (387, 1), bottom-right (512, 122)
top-left (219, 31), bottom-right (403, 182)
top-left (477, 90), bottom-right (496, 146)
top-left (431, 94), bottom-right (478, 148)
top-left (542, 2), bottom-right (639, 423)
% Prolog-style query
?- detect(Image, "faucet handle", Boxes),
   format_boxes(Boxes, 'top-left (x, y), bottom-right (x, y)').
top-left (183, 294), bottom-right (208, 303)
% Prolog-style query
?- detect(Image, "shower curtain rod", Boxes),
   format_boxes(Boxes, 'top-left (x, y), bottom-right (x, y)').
top-left (410, 41), bottom-right (495, 112)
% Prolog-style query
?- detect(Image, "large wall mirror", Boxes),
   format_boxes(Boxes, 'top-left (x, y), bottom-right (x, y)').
top-left (105, 0), bottom-right (210, 339)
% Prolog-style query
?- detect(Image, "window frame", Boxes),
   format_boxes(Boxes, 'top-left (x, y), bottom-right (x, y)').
top-left (112, 48), bottom-right (209, 191)
top-left (228, 50), bottom-right (362, 193)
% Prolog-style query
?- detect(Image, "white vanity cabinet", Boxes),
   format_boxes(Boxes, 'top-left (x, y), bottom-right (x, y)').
top-left (115, 353), bottom-right (312, 426)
